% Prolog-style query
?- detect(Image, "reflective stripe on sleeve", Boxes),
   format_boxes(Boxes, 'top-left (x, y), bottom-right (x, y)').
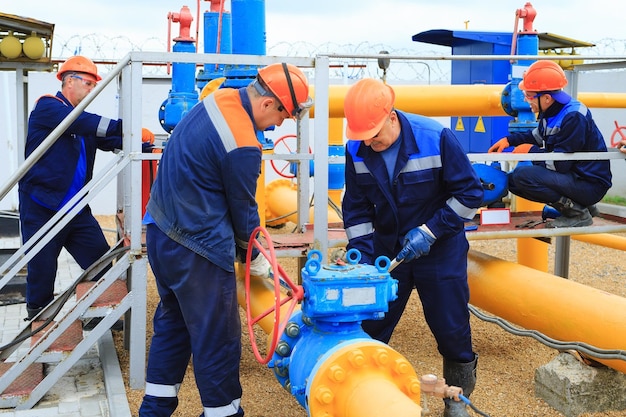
top-left (345, 222), bottom-right (374, 240)
top-left (96, 117), bottom-right (110, 137)
top-left (446, 197), bottom-right (477, 221)
top-left (144, 382), bottom-right (181, 398)
top-left (204, 94), bottom-right (237, 152)
top-left (204, 398), bottom-right (241, 417)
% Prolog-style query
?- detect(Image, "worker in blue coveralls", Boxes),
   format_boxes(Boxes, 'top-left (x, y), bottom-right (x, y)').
top-left (342, 78), bottom-right (484, 417)
top-left (489, 60), bottom-right (611, 228)
top-left (19, 55), bottom-right (154, 321)
top-left (138, 63), bottom-right (312, 417)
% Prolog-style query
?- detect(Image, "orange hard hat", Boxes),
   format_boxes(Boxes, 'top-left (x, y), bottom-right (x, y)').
top-left (257, 63), bottom-right (312, 119)
top-left (344, 78), bottom-right (395, 140)
top-left (518, 60), bottom-right (567, 92)
top-left (56, 55), bottom-right (102, 81)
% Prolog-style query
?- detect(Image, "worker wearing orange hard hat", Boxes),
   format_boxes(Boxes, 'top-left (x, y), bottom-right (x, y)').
top-left (19, 55), bottom-right (154, 323)
top-left (342, 78), bottom-right (483, 417)
top-left (489, 60), bottom-right (611, 227)
top-left (139, 63), bottom-right (311, 417)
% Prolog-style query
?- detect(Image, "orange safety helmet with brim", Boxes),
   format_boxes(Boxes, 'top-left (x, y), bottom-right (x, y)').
top-left (256, 63), bottom-right (312, 119)
top-left (344, 78), bottom-right (395, 140)
top-left (56, 55), bottom-right (102, 82)
top-left (519, 60), bottom-right (570, 104)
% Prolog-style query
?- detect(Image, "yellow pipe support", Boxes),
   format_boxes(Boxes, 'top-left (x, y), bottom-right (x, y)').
top-left (309, 85), bottom-right (626, 118)
top-left (329, 117), bottom-right (344, 146)
top-left (308, 341), bottom-right (422, 417)
top-left (514, 197), bottom-right (548, 271)
top-left (265, 179), bottom-right (342, 226)
top-left (572, 233), bottom-right (626, 251)
top-left (467, 249), bottom-right (626, 373)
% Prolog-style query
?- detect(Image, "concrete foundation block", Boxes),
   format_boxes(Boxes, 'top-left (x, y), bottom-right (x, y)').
top-left (535, 352), bottom-right (626, 417)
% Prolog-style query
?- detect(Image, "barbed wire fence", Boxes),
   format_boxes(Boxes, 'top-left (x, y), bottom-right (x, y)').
top-left (52, 34), bottom-right (626, 83)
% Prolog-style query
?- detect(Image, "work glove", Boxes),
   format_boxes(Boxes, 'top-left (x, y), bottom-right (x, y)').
top-left (142, 128), bottom-right (155, 144)
top-left (396, 225), bottom-right (436, 263)
top-left (248, 253), bottom-right (272, 279)
top-left (488, 137), bottom-right (510, 153)
top-left (330, 247), bottom-right (347, 264)
top-left (512, 143), bottom-right (534, 153)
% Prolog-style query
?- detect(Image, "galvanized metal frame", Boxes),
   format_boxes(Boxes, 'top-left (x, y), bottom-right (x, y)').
top-left (1, 50), bottom-right (626, 407)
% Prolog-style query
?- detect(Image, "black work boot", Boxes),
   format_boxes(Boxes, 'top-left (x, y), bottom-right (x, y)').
top-left (24, 306), bottom-right (44, 321)
top-left (587, 204), bottom-right (599, 217)
top-left (547, 197), bottom-right (592, 228)
top-left (443, 354), bottom-right (478, 417)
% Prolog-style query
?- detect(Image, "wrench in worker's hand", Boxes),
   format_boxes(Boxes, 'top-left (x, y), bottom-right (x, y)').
top-left (388, 257), bottom-right (403, 272)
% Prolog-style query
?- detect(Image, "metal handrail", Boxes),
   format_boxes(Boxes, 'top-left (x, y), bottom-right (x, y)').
top-left (0, 56), bottom-right (132, 203)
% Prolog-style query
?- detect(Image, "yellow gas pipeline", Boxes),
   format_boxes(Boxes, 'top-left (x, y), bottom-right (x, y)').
top-left (467, 249), bottom-right (626, 373)
top-left (308, 85), bottom-right (626, 118)
top-left (572, 233), bottom-right (626, 251)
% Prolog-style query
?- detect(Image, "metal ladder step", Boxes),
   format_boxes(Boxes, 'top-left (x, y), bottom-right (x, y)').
top-left (0, 362), bottom-right (43, 408)
top-left (30, 319), bottom-right (83, 363)
top-left (76, 279), bottom-right (128, 318)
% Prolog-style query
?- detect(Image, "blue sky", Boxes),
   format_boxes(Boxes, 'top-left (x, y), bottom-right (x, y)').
top-left (5, 1), bottom-right (626, 58)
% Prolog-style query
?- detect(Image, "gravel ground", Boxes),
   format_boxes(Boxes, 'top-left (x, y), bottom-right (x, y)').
top-left (104, 216), bottom-right (626, 417)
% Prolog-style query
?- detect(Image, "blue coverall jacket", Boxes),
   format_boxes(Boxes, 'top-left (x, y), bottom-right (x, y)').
top-left (342, 111), bottom-right (484, 361)
top-left (507, 98), bottom-right (611, 206)
top-left (19, 92), bottom-right (123, 209)
top-left (146, 88), bottom-right (262, 272)
top-left (19, 91), bottom-right (124, 310)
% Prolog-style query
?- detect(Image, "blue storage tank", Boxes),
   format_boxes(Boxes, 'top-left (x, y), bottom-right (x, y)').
top-left (412, 30), bottom-right (513, 153)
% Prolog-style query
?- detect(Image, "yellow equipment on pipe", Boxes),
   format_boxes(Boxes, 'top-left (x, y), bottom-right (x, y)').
top-left (309, 85), bottom-right (626, 118)
top-left (265, 179), bottom-right (342, 226)
top-left (467, 250), bottom-right (626, 373)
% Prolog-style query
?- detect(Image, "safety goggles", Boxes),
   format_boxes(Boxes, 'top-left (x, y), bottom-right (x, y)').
top-left (522, 91), bottom-right (539, 100)
top-left (70, 74), bottom-right (97, 88)
top-left (280, 63), bottom-right (313, 120)
top-left (252, 68), bottom-right (313, 120)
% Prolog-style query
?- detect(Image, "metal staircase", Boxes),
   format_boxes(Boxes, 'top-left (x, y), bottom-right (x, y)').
top-left (0, 249), bottom-right (131, 409)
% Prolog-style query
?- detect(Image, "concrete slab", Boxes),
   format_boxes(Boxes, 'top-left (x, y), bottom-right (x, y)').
top-left (535, 352), bottom-right (626, 417)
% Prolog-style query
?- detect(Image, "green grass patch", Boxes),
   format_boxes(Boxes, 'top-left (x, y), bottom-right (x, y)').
top-left (602, 195), bottom-right (626, 206)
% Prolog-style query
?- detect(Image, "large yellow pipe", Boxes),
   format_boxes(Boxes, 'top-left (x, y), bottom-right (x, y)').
top-left (467, 249), bottom-right (626, 373)
top-left (572, 233), bottom-right (626, 251)
top-left (309, 85), bottom-right (626, 118)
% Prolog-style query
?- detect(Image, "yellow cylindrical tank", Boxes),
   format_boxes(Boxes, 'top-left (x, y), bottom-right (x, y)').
top-left (23, 31), bottom-right (45, 60)
top-left (0, 31), bottom-right (23, 59)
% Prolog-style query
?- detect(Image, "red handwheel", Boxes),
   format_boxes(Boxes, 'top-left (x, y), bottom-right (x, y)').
top-left (245, 226), bottom-right (304, 364)
top-left (610, 120), bottom-right (626, 148)
top-left (269, 134), bottom-right (312, 178)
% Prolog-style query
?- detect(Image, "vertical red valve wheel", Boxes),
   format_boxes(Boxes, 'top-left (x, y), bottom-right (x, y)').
top-left (245, 226), bottom-right (304, 364)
